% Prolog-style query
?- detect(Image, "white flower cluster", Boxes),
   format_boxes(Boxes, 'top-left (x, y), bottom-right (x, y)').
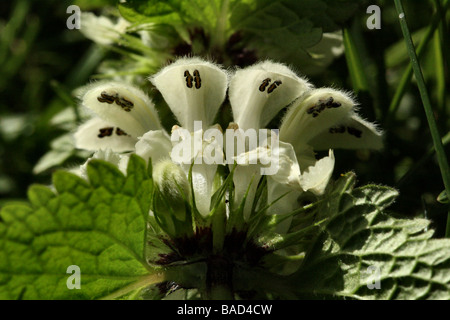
top-left (73, 57), bottom-right (382, 221)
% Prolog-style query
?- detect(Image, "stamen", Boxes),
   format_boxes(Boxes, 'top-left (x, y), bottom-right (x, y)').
top-left (184, 70), bottom-right (193, 88)
top-left (116, 127), bottom-right (128, 136)
top-left (98, 127), bottom-right (114, 138)
top-left (97, 91), bottom-right (134, 112)
top-left (116, 96), bottom-right (134, 112)
top-left (97, 91), bottom-right (116, 104)
top-left (347, 127), bottom-right (363, 138)
top-left (329, 126), bottom-right (346, 134)
top-left (193, 70), bottom-right (202, 89)
top-left (259, 78), bottom-right (271, 92)
top-left (267, 80), bottom-right (282, 93)
top-left (307, 96), bottom-right (341, 118)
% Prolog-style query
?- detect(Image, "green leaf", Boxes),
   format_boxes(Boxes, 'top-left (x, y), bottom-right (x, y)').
top-left (231, 0), bottom-right (323, 52)
top-left (119, 0), bottom-right (183, 25)
top-left (288, 174), bottom-right (450, 299)
top-left (0, 157), bottom-right (163, 300)
top-left (229, 0), bottom-right (364, 72)
top-left (230, 0), bottom-right (362, 33)
top-left (118, 0), bottom-right (226, 46)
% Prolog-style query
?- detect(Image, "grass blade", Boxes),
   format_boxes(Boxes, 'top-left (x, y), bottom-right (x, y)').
top-left (385, 0), bottom-right (449, 126)
top-left (394, 0), bottom-right (450, 237)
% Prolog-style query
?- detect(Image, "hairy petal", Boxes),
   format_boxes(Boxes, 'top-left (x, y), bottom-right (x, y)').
top-left (81, 82), bottom-right (162, 138)
top-left (150, 58), bottom-right (228, 131)
top-left (309, 113), bottom-right (383, 151)
top-left (280, 88), bottom-right (355, 152)
top-left (298, 150), bottom-right (335, 195)
top-left (80, 12), bottom-right (130, 46)
top-left (135, 130), bottom-right (173, 164)
top-left (229, 60), bottom-right (312, 130)
top-left (74, 117), bottom-right (137, 152)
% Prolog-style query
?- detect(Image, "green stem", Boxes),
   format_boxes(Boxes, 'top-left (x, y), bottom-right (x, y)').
top-left (394, 0), bottom-right (450, 237)
top-left (385, 0), bottom-right (449, 126)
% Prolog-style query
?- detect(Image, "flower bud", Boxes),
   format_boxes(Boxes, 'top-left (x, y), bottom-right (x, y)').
top-left (152, 160), bottom-right (192, 237)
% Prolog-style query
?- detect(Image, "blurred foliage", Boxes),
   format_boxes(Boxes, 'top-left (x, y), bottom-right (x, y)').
top-left (0, 0), bottom-right (449, 238)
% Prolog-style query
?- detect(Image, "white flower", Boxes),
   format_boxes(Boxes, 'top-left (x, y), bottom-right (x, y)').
top-left (229, 61), bottom-right (312, 131)
top-left (79, 13), bottom-right (130, 46)
top-left (74, 81), bottom-right (163, 153)
top-left (150, 58), bottom-right (228, 132)
top-left (147, 58), bottom-right (229, 216)
top-left (226, 61), bottom-right (383, 222)
top-left (72, 81), bottom-right (166, 186)
top-left (72, 57), bottom-right (383, 227)
top-left (73, 58), bottom-right (229, 217)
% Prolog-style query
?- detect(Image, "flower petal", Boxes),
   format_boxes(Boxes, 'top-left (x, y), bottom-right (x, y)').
top-left (170, 125), bottom-right (225, 165)
top-left (135, 130), bottom-right (173, 164)
top-left (266, 140), bottom-right (302, 188)
top-left (308, 113), bottom-right (383, 150)
top-left (182, 162), bottom-right (218, 217)
top-left (80, 13), bottom-right (130, 46)
top-left (81, 82), bottom-right (162, 138)
top-left (229, 61), bottom-right (312, 130)
top-left (279, 88), bottom-right (355, 152)
top-left (150, 58), bottom-right (228, 131)
top-left (79, 149), bottom-right (123, 180)
top-left (74, 117), bottom-right (137, 152)
top-left (298, 150), bottom-right (335, 195)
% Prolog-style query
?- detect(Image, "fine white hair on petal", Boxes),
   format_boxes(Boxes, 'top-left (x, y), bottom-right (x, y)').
top-left (150, 57), bottom-right (228, 131)
top-left (229, 60), bottom-right (312, 130)
top-left (280, 88), bottom-right (356, 152)
top-left (74, 117), bottom-right (137, 152)
top-left (81, 81), bottom-right (162, 138)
